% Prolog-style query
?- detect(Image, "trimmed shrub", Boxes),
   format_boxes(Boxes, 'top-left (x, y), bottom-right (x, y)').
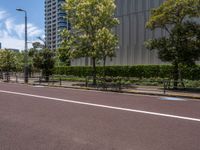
top-left (53, 65), bottom-right (200, 80)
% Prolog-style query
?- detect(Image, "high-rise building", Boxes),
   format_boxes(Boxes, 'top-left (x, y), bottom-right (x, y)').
top-left (45, 0), bottom-right (69, 50)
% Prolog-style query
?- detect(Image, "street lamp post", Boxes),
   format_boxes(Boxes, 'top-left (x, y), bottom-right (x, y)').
top-left (16, 8), bottom-right (28, 84)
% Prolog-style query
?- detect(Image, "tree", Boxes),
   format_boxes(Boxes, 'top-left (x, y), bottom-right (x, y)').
top-left (32, 42), bottom-right (44, 49)
top-left (61, 0), bottom-right (119, 85)
top-left (28, 42), bottom-right (46, 76)
top-left (145, 0), bottom-right (200, 88)
top-left (15, 51), bottom-right (24, 72)
top-left (94, 27), bottom-right (118, 76)
top-left (32, 48), bottom-right (55, 81)
top-left (57, 29), bottom-right (71, 66)
top-left (0, 50), bottom-right (18, 81)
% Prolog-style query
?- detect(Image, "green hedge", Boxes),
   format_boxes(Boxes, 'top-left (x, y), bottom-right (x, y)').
top-left (54, 65), bottom-right (200, 80)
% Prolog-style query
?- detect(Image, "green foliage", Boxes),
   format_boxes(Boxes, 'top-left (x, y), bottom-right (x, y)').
top-left (61, 0), bottom-right (119, 84)
top-left (145, 0), bottom-right (200, 88)
top-left (54, 65), bottom-right (195, 79)
top-left (184, 80), bottom-right (200, 88)
top-left (32, 42), bottom-right (44, 49)
top-left (31, 48), bottom-right (55, 80)
top-left (57, 29), bottom-right (71, 66)
top-left (94, 27), bottom-right (118, 65)
top-left (54, 65), bottom-right (200, 80)
top-left (0, 49), bottom-right (23, 72)
top-left (15, 52), bottom-right (24, 72)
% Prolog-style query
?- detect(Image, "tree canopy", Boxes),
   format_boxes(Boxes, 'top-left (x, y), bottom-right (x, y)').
top-left (60, 0), bottom-right (119, 84)
top-left (29, 48), bottom-right (55, 81)
top-left (145, 0), bottom-right (200, 88)
top-left (0, 49), bottom-right (23, 72)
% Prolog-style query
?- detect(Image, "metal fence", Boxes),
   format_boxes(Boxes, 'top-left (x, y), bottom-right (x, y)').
top-left (1, 72), bottom-right (199, 95)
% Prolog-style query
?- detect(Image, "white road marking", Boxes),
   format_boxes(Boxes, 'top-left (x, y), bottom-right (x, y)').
top-left (0, 82), bottom-right (196, 101)
top-left (160, 97), bottom-right (187, 101)
top-left (33, 85), bottom-right (45, 88)
top-left (0, 90), bottom-right (200, 122)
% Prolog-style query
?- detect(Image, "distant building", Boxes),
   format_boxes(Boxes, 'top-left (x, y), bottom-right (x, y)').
top-left (0, 43), bottom-right (20, 52)
top-left (45, 0), bottom-right (70, 50)
top-left (0, 48), bottom-right (20, 53)
top-left (5, 49), bottom-right (20, 53)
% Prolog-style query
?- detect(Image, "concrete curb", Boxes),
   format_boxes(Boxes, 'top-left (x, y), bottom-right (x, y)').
top-left (31, 83), bottom-right (200, 100)
top-left (123, 90), bottom-right (200, 100)
top-left (1, 81), bottom-right (200, 100)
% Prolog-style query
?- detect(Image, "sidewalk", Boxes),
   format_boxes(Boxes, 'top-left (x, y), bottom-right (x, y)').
top-left (4, 78), bottom-right (200, 99)
top-left (34, 80), bottom-right (200, 99)
top-left (123, 86), bottom-right (200, 99)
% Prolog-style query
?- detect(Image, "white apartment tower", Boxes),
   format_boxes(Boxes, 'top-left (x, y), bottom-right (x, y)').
top-left (45, 0), bottom-right (69, 50)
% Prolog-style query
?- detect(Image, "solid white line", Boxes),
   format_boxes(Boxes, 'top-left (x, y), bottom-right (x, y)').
top-left (0, 90), bottom-right (200, 122)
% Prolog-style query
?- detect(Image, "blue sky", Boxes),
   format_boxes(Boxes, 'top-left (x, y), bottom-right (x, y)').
top-left (0, 0), bottom-right (44, 50)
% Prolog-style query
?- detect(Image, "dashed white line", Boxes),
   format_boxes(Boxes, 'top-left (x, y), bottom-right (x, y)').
top-left (0, 90), bottom-right (200, 122)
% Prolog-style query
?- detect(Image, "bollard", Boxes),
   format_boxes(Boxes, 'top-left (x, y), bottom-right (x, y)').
top-left (48, 76), bottom-right (51, 86)
top-left (16, 75), bottom-right (18, 83)
top-left (85, 76), bottom-right (88, 87)
top-left (39, 77), bottom-right (41, 85)
top-left (163, 80), bottom-right (166, 94)
top-left (52, 76), bottom-right (54, 86)
top-left (59, 77), bottom-right (62, 86)
top-left (118, 78), bottom-right (122, 91)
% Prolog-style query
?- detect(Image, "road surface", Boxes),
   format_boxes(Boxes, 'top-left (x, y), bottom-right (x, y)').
top-left (0, 82), bottom-right (200, 150)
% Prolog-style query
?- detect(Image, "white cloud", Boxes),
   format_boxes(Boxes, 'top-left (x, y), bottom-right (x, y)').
top-left (14, 24), bottom-right (25, 39)
top-left (5, 18), bottom-right (14, 34)
top-left (0, 33), bottom-right (24, 50)
top-left (27, 23), bottom-right (43, 37)
top-left (0, 9), bottom-right (44, 50)
top-left (0, 10), bottom-right (8, 20)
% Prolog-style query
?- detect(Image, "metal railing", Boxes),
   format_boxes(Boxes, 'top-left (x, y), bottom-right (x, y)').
top-left (1, 72), bottom-right (199, 94)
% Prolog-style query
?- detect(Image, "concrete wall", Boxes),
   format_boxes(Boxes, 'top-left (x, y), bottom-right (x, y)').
top-left (71, 0), bottom-right (166, 66)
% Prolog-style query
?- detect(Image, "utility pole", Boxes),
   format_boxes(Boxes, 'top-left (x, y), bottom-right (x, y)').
top-left (16, 8), bottom-right (28, 83)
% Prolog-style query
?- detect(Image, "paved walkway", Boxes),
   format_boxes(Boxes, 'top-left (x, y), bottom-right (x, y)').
top-left (3, 77), bottom-right (200, 99)
top-left (124, 87), bottom-right (200, 99)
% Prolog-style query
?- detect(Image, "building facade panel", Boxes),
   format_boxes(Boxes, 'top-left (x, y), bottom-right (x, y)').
top-left (70, 0), bottom-right (166, 66)
top-left (107, 0), bottom-right (166, 66)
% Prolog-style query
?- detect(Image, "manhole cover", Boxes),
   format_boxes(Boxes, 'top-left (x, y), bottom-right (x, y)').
top-left (160, 97), bottom-right (186, 101)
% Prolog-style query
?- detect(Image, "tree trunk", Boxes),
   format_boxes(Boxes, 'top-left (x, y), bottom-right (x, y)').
top-left (92, 57), bottom-right (96, 85)
top-left (45, 75), bottom-right (49, 82)
top-left (6, 71), bottom-right (9, 82)
top-left (43, 70), bottom-right (49, 82)
top-left (179, 66), bottom-right (185, 88)
top-left (173, 62), bottom-right (179, 89)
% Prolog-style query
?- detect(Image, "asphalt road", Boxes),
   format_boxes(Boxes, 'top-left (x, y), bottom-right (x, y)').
top-left (0, 82), bottom-right (200, 150)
